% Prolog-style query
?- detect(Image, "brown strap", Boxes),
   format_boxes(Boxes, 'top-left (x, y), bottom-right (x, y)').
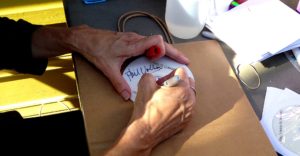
top-left (117, 11), bottom-right (174, 44)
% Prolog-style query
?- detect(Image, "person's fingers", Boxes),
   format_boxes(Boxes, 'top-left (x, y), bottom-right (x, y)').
top-left (121, 33), bottom-right (189, 65)
top-left (189, 77), bottom-right (196, 96)
top-left (184, 110), bottom-right (193, 119)
top-left (136, 73), bottom-right (158, 102)
top-left (118, 32), bottom-right (145, 42)
top-left (157, 67), bottom-right (188, 87)
top-left (104, 68), bottom-right (132, 101)
top-left (174, 67), bottom-right (188, 85)
top-left (156, 70), bottom-right (176, 86)
top-left (173, 68), bottom-right (195, 119)
top-left (127, 35), bottom-right (166, 58)
top-left (186, 77), bottom-right (196, 116)
top-left (189, 77), bottom-right (195, 88)
top-left (165, 43), bottom-right (190, 64)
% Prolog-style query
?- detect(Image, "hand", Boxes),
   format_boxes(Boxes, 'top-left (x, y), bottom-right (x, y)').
top-left (105, 67), bottom-right (196, 156)
top-left (69, 25), bottom-right (190, 100)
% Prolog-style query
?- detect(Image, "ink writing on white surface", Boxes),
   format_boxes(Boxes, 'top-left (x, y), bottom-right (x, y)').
top-left (124, 64), bottom-right (163, 82)
top-left (122, 56), bottom-right (194, 102)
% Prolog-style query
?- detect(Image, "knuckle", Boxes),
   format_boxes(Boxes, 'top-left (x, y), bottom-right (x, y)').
top-left (155, 35), bottom-right (163, 41)
top-left (125, 32), bottom-right (139, 38)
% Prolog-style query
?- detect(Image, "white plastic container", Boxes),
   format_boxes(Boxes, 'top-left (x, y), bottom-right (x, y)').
top-left (165, 0), bottom-right (210, 39)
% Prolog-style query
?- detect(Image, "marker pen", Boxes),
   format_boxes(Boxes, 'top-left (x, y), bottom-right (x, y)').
top-left (229, 1), bottom-right (239, 10)
top-left (163, 75), bottom-right (180, 87)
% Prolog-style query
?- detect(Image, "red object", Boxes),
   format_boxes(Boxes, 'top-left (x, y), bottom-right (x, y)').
top-left (236, 0), bottom-right (246, 3)
top-left (146, 46), bottom-right (161, 59)
top-left (228, 0), bottom-right (247, 10)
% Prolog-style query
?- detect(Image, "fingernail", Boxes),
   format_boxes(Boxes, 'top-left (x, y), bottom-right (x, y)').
top-left (186, 57), bottom-right (190, 63)
top-left (121, 90), bottom-right (130, 100)
top-left (182, 57), bottom-right (190, 64)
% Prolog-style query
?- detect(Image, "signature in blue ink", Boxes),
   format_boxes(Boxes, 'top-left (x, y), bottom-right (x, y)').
top-left (124, 63), bottom-right (163, 82)
top-left (154, 63), bottom-right (175, 71)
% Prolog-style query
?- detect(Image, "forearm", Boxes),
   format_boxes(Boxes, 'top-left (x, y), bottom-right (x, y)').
top-left (31, 25), bottom-right (110, 59)
top-left (0, 17), bottom-right (48, 74)
top-left (104, 120), bottom-right (152, 156)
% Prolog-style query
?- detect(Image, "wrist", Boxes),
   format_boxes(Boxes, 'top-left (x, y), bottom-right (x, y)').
top-left (105, 120), bottom-right (153, 156)
top-left (66, 25), bottom-right (101, 56)
top-left (63, 25), bottom-right (82, 54)
top-left (31, 26), bottom-right (73, 58)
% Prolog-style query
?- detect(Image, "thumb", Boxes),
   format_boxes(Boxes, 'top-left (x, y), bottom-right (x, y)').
top-left (136, 73), bottom-right (158, 102)
top-left (107, 71), bottom-right (131, 101)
